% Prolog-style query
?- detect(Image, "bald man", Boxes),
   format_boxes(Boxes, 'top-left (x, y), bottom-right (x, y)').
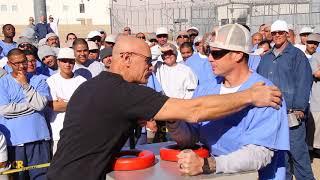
top-left (47, 36), bottom-right (282, 180)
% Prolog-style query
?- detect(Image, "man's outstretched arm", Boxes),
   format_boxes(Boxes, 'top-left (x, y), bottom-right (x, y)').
top-left (154, 82), bottom-right (282, 123)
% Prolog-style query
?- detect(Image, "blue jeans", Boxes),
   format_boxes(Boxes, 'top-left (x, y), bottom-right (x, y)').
top-left (8, 140), bottom-right (50, 180)
top-left (285, 121), bottom-right (315, 180)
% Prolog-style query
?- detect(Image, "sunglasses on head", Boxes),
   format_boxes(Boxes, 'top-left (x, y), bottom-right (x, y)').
top-left (177, 35), bottom-right (189, 39)
top-left (59, 59), bottom-right (75, 64)
top-left (210, 49), bottom-right (231, 59)
top-left (157, 34), bottom-right (168, 38)
top-left (89, 36), bottom-right (101, 42)
top-left (271, 31), bottom-right (286, 36)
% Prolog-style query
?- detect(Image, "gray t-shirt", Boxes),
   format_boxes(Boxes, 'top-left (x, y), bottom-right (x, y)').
top-left (309, 53), bottom-right (320, 111)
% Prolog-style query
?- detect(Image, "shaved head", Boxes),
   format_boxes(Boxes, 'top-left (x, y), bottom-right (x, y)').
top-left (113, 36), bottom-right (151, 60)
top-left (110, 36), bottom-right (152, 84)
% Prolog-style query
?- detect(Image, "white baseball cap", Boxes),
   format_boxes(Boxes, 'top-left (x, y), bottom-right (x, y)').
top-left (57, 48), bottom-right (75, 59)
top-left (307, 33), bottom-right (320, 42)
top-left (105, 34), bottom-right (117, 43)
top-left (87, 41), bottom-right (98, 50)
top-left (156, 27), bottom-right (168, 36)
top-left (87, 31), bottom-right (101, 39)
top-left (300, 27), bottom-right (313, 35)
top-left (187, 26), bottom-right (199, 33)
top-left (209, 24), bottom-right (251, 54)
top-left (271, 20), bottom-right (289, 33)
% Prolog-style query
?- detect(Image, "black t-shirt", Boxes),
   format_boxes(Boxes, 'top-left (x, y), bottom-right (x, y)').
top-left (47, 71), bottom-right (168, 180)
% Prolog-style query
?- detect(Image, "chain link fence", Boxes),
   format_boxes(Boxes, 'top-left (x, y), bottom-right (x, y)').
top-left (110, 0), bottom-right (320, 35)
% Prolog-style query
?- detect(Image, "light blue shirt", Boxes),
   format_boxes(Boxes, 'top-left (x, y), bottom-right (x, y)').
top-left (192, 72), bottom-right (290, 180)
top-left (0, 74), bottom-right (50, 145)
top-left (184, 53), bottom-right (217, 85)
top-left (248, 55), bottom-right (261, 71)
top-left (0, 41), bottom-right (17, 57)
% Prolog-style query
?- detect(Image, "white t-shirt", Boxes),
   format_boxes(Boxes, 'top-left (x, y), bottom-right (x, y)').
top-left (74, 60), bottom-right (106, 79)
top-left (46, 73), bottom-right (86, 140)
top-left (154, 62), bottom-right (198, 99)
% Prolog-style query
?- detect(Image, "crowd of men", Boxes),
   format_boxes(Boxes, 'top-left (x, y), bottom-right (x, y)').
top-left (0, 15), bottom-right (319, 180)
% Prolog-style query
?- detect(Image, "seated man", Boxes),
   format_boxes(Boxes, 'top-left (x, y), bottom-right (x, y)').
top-left (168, 24), bottom-right (289, 179)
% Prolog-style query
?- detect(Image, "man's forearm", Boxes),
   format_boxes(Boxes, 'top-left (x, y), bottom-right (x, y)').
top-left (215, 144), bottom-right (274, 174)
top-left (167, 121), bottom-right (199, 148)
top-left (0, 103), bottom-right (34, 118)
top-left (23, 84), bottom-right (48, 111)
top-left (194, 90), bottom-right (253, 122)
top-left (154, 90), bottom-right (252, 123)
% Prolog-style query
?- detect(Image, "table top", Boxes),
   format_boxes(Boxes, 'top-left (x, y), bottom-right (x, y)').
top-left (106, 142), bottom-right (258, 180)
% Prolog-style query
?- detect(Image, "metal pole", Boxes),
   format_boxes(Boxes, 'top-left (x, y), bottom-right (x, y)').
top-left (33, 0), bottom-right (47, 24)
top-left (109, 0), bottom-right (113, 34)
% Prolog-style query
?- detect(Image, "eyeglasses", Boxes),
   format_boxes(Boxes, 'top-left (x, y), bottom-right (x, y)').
top-left (59, 59), bottom-right (75, 64)
top-left (156, 34), bottom-right (168, 38)
top-left (190, 33), bottom-right (198, 37)
top-left (271, 31), bottom-right (286, 36)
top-left (137, 36), bottom-right (146, 40)
top-left (9, 60), bottom-right (28, 66)
top-left (121, 52), bottom-right (152, 65)
top-left (210, 49), bottom-right (230, 59)
top-left (89, 36), bottom-right (101, 42)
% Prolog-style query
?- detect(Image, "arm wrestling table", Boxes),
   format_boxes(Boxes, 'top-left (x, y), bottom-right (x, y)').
top-left (106, 142), bottom-right (258, 180)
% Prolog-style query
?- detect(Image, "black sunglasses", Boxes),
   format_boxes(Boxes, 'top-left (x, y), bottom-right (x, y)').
top-left (194, 42), bottom-right (200, 46)
top-left (190, 33), bottom-right (198, 37)
top-left (210, 49), bottom-right (230, 59)
top-left (59, 59), bottom-right (75, 64)
top-left (89, 49), bottom-right (99, 53)
top-left (89, 36), bottom-right (102, 42)
top-left (137, 36), bottom-right (146, 40)
top-left (18, 43), bottom-right (32, 48)
top-left (177, 35), bottom-right (189, 39)
top-left (271, 31), bottom-right (286, 36)
top-left (150, 39), bottom-right (158, 43)
top-left (157, 34), bottom-right (168, 38)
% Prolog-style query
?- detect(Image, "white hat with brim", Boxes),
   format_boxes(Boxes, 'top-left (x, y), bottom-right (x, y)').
top-left (57, 48), bottom-right (75, 59)
top-left (271, 20), bottom-right (289, 33)
top-left (156, 27), bottom-right (168, 36)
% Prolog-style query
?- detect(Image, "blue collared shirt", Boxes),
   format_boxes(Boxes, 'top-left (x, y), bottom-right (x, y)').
top-left (257, 42), bottom-right (312, 111)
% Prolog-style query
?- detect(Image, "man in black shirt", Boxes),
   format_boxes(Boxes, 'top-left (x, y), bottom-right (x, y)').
top-left (47, 36), bottom-right (282, 180)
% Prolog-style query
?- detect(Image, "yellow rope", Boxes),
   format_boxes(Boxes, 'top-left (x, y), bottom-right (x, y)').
top-left (0, 163), bottom-right (50, 175)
